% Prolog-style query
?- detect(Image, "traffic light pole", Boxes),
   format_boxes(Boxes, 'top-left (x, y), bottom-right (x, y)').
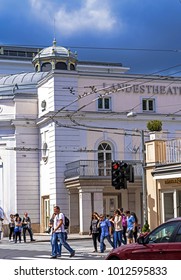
top-left (141, 130), bottom-right (148, 225)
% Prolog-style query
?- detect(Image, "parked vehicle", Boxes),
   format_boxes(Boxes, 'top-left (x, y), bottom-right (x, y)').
top-left (106, 217), bottom-right (181, 260)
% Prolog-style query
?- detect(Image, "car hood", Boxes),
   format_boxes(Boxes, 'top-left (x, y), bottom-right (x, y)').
top-left (106, 243), bottom-right (138, 258)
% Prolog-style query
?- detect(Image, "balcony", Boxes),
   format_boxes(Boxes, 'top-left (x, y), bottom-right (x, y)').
top-left (64, 160), bottom-right (143, 179)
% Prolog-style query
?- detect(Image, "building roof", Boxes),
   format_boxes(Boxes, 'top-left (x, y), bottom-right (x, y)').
top-left (0, 71), bottom-right (49, 96)
top-left (32, 39), bottom-right (77, 63)
top-left (0, 71), bottom-right (48, 86)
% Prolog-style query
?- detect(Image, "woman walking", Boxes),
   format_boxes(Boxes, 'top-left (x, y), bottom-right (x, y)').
top-left (113, 209), bottom-right (123, 248)
top-left (89, 212), bottom-right (100, 252)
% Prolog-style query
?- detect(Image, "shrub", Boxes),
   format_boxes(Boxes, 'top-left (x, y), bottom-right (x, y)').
top-left (142, 220), bottom-right (150, 233)
top-left (147, 120), bottom-right (162, 132)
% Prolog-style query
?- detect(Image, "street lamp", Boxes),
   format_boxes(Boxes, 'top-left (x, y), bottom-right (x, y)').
top-left (127, 112), bottom-right (148, 225)
top-left (140, 129), bottom-right (148, 224)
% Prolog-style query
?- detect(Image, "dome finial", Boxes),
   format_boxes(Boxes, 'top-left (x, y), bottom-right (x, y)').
top-left (53, 18), bottom-right (57, 47)
top-left (53, 38), bottom-right (56, 47)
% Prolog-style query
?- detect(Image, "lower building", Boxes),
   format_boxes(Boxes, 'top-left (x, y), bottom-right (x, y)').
top-left (145, 138), bottom-right (181, 230)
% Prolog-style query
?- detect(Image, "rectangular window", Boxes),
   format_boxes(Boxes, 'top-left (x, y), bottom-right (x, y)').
top-left (98, 97), bottom-right (111, 110)
top-left (142, 98), bottom-right (155, 112)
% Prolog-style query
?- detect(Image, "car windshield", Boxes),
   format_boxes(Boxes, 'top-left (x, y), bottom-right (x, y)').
top-left (146, 221), bottom-right (179, 243)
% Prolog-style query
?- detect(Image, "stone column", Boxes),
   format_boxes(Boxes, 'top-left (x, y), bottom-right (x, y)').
top-left (78, 186), bottom-right (104, 234)
top-left (78, 188), bottom-right (91, 234)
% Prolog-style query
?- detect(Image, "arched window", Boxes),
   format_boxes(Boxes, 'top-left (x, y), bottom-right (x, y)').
top-left (98, 142), bottom-right (112, 176)
top-left (55, 62), bottom-right (67, 70)
top-left (70, 63), bottom-right (75, 70)
top-left (41, 62), bottom-right (52, 72)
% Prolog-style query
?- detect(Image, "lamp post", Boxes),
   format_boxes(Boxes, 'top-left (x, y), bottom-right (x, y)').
top-left (141, 129), bottom-right (148, 225)
top-left (127, 112), bottom-right (148, 225)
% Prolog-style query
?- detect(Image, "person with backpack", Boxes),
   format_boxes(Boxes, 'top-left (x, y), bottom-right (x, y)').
top-left (119, 208), bottom-right (127, 244)
top-left (51, 205), bottom-right (75, 258)
top-left (99, 214), bottom-right (114, 253)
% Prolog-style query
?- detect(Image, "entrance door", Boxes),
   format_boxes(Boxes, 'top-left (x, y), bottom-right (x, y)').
top-left (103, 196), bottom-right (118, 216)
top-left (161, 190), bottom-right (181, 222)
top-left (42, 196), bottom-right (50, 232)
top-left (177, 191), bottom-right (181, 216)
top-left (162, 192), bottom-right (174, 221)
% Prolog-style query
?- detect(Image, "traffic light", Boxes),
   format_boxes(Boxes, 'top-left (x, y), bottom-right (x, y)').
top-left (125, 164), bottom-right (134, 183)
top-left (111, 161), bottom-right (134, 189)
top-left (111, 161), bottom-right (127, 189)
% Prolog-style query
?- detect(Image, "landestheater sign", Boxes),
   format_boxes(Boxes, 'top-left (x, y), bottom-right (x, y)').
top-left (119, 83), bottom-right (181, 95)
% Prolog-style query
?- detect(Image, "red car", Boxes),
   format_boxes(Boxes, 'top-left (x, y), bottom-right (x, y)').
top-left (106, 217), bottom-right (181, 260)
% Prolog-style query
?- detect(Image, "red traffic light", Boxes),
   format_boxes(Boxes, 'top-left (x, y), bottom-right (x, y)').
top-left (112, 162), bottom-right (119, 170)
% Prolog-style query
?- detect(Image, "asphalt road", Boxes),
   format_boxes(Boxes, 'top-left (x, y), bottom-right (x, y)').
top-left (0, 239), bottom-right (111, 260)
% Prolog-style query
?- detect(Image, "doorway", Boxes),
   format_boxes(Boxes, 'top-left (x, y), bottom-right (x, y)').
top-left (161, 190), bottom-right (181, 222)
top-left (103, 195), bottom-right (118, 216)
top-left (42, 196), bottom-right (50, 232)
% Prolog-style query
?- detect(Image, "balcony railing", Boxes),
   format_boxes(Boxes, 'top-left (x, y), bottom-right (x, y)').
top-left (166, 139), bottom-right (181, 164)
top-left (64, 160), bottom-right (143, 179)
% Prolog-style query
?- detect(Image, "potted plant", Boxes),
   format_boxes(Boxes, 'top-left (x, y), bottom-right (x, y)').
top-left (141, 220), bottom-right (150, 233)
top-left (147, 120), bottom-right (162, 132)
top-left (147, 120), bottom-right (162, 140)
top-left (139, 220), bottom-right (150, 238)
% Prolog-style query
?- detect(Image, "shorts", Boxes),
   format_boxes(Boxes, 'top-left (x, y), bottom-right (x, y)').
top-left (127, 229), bottom-right (133, 239)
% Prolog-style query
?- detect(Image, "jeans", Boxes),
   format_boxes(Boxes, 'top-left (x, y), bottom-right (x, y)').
top-left (92, 232), bottom-right (99, 251)
top-left (58, 232), bottom-right (73, 256)
top-left (23, 227), bottom-right (33, 242)
top-left (113, 230), bottom-right (123, 248)
top-left (122, 226), bottom-right (127, 244)
top-left (51, 233), bottom-right (59, 257)
top-left (100, 234), bottom-right (114, 253)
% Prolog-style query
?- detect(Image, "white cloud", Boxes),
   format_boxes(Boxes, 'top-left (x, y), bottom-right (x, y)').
top-left (29, 0), bottom-right (120, 36)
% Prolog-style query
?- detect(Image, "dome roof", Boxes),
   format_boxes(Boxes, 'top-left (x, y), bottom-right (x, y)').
top-left (32, 39), bottom-right (77, 62)
top-left (0, 71), bottom-right (49, 94)
top-left (0, 72), bottom-right (48, 86)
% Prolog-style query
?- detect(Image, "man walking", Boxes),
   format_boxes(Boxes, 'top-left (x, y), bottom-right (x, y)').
top-left (125, 210), bottom-right (135, 244)
top-left (22, 212), bottom-right (35, 242)
top-left (51, 205), bottom-right (75, 258)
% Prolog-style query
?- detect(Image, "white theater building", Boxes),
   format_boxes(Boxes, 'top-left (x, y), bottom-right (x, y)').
top-left (0, 42), bottom-right (181, 234)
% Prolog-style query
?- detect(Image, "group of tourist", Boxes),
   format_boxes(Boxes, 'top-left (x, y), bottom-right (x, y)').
top-left (89, 208), bottom-right (138, 253)
top-left (0, 208), bottom-right (35, 243)
top-left (1, 205), bottom-right (139, 258)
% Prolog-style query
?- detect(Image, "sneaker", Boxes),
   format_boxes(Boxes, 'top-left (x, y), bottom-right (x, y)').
top-left (70, 250), bottom-right (75, 257)
top-left (50, 255), bottom-right (57, 259)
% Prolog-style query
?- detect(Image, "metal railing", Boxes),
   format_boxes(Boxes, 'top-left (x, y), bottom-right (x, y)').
top-left (64, 160), bottom-right (143, 179)
top-left (166, 139), bottom-right (181, 164)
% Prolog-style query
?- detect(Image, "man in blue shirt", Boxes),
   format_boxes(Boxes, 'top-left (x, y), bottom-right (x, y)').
top-left (125, 210), bottom-right (135, 244)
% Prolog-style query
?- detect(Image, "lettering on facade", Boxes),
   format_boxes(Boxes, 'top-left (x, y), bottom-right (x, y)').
top-left (165, 178), bottom-right (181, 184)
top-left (119, 83), bottom-right (181, 95)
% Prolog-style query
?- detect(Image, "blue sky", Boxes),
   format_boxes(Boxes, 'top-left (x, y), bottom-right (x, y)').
top-left (1, 0), bottom-right (181, 74)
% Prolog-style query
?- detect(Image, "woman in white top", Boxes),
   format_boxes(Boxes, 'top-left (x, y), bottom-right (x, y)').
top-left (113, 209), bottom-right (123, 248)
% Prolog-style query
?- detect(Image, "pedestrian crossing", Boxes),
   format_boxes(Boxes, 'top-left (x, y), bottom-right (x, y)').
top-left (0, 240), bottom-right (110, 260)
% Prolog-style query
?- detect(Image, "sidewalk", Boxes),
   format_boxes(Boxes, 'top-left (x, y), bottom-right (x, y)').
top-left (34, 233), bottom-right (91, 242)
top-left (2, 233), bottom-right (91, 243)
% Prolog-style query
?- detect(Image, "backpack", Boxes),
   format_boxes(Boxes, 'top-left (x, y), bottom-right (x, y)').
top-left (64, 214), bottom-right (70, 230)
